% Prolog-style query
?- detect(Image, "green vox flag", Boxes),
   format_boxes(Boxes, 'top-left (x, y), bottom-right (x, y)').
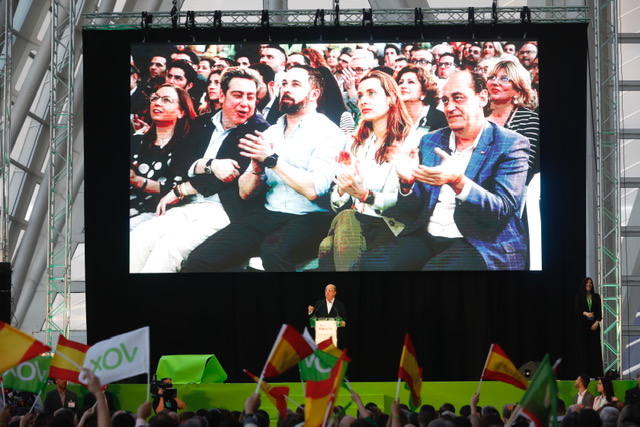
top-left (2, 356), bottom-right (52, 394)
top-left (517, 354), bottom-right (558, 427)
top-left (299, 350), bottom-right (349, 382)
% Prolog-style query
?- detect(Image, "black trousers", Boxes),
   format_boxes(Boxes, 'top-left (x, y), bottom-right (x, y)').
top-left (182, 209), bottom-right (332, 272)
top-left (361, 231), bottom-right (486, 271)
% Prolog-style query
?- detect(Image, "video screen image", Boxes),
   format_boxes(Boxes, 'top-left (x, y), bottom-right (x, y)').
top-left (129, 40), bottom-right (541, 273)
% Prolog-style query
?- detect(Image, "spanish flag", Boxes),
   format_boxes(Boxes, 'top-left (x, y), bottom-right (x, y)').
top-left (304, 351), bottom-right (349, 427)
top-left (50, 335), bottom-right (90, 383)
top-left (0, 321), bottom-right (51, 373)
top-left (263, 325), bottom-right (314, 378)
top-left (480, 344), bottom-right (528, 390)
top-left (244, 369), bottom-right (290, 419)
top-left (397, 333), bottom-right (422, 410)
top-left (317, 337), bottom-right (342, 358)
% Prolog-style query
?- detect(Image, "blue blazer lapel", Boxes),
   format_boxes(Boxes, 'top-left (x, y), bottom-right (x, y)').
top-left (464, 123), bottom-right (494, 181)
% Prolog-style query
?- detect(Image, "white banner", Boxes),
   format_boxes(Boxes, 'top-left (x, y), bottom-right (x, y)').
top-left (79, 326), bottom-right (149, 385)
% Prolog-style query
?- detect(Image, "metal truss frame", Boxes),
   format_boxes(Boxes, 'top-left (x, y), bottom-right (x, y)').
top-left (0, 0), bottom-right (12, 264)
top-left (46, 0), bottom-right (76, 346)
top-left (593, 0), bottom-right (622, 377)
top-left (82, 7), bottom-right (589, 29)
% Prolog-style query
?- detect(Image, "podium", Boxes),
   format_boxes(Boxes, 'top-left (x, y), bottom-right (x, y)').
top-left (310, 317), bottom-right (344, 346)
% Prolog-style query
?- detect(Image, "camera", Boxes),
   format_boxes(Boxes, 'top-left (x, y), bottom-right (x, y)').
top-left (150, 378), bottom-right (176, 397)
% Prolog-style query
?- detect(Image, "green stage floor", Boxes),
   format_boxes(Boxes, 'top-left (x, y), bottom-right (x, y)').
top-left (59, 380), bottom-right (636, 420)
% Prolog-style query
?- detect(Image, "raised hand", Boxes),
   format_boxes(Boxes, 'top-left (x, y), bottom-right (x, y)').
top-left (238, 131), bottom-right (273, 163)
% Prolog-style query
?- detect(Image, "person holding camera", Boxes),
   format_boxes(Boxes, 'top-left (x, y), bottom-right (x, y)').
top-left (152, 378), bottom-right (186, 413)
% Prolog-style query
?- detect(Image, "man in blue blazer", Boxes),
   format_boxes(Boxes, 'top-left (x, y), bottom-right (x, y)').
top-left (374, 70), bottom-right (530, 270)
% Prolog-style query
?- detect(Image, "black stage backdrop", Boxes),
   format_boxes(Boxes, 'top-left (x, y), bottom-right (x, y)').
top-left (84, 23), bottom-right (587, 381)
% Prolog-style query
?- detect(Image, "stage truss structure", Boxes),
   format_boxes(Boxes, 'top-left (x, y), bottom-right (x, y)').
top-left (593, 0), bottom-right (622, 377)
top-left (46, 0), bottom-right (76, 346)
top-left (4, 4), bottom-right (625, 375)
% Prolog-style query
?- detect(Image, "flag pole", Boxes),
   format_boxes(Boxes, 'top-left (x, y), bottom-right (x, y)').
top-left (284, 394), bottom-right (302, 409)
top-left (394, 378), bottom-right (402, 401)
top-left (476, 344), bottom-right (493, 395)
top-left (27, 391), bottom-right (40, 414)
top-left (0, 378), bottom-right (5, 407)
top-left (505, 404), bottom-right (521, 427)
top-left (55, 349), bottom-right (84, 371)
top-left (146, 373), bottom-right (151, 402)
top-left (257, 325), bottom-right (287, 394)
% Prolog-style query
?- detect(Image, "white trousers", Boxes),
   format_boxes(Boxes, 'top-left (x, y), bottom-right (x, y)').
top-left (129, 202), bottom-right (230, 273)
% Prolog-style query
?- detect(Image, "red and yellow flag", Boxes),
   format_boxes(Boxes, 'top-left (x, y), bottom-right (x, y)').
top-left (481, 344), bottom-right (528, 390)
top-left (317, 337), bottom-right (342, 358)
top-left (263, 325), bottom-right (314, 378)
top-left (50, 335), bottom-right (90, 383)
top-left (244, 369), bottom-right (289, 418)
top-left (305, 351), bottom-right (349, 427)
top-left (398, 333), bottom-right (422, 410)
top-left (0, 321), bottom-right (51, 373)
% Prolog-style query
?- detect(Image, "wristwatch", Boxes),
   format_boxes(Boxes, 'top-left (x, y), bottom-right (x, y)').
top-left (263, 153), bottom-right (279, 168)
top-left (204, 159), bottom-right (214, 174)
top-left (364, 190), bottom-right (375, 205)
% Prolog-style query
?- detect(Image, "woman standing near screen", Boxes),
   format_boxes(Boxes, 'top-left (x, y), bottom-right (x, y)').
top-left (130, 84), bottom-right (197, 229)
top-left (395, 64), bottom-right (447, 147)
top-left (318, 71), bottom-right (412, 271)
top-left (575, 277), bottom-right (604, 378)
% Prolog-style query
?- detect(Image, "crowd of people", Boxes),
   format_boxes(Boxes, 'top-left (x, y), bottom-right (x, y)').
top-left (2, 370), bottom-right (640, 427)
top-left (128, 41), bottom-right (541, 272)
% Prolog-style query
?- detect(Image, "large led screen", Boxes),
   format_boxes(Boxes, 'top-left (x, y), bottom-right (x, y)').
top-left (128, 40), bottom-right (541, 273)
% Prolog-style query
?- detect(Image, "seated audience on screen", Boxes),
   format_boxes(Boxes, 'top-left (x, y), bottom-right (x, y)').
top-left (318, 71), bottom-right (412, 271)
top-left (395, 65), bottom-right (447, 146)
top-left (198, 70), bottom-right (222, 115)
top-left (181, 65), bottom-right (347, 272)
top-left (130, 68), bottom-right (269, 273)
top-left (367, 70), bottom-right (530, 270)
top-left (342, 49), bottom-right (377, 124)
top-left (315, 66), bottom-right (355, 135)
top-left (486, 56), bottom-right (539, 183)
top-left (461, 42), bottom-right (482, 71)
top-left (165, 60), bottom-right (199, 104)
top-left (518, 42), bottom-right (538, 71)
top-left (130, 84), bottom-right (197, 229)
top-left (435, 52), bottom-right (460, 82)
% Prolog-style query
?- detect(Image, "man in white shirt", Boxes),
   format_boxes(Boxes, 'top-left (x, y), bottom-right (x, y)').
top-left (370, 70), bottom-right (530, 271)
top-left (182, 65), bottom-right (346, 272)
top-left (573, 374), bottom-right (594, 408)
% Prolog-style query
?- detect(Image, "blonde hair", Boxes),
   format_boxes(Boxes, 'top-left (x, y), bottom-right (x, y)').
top-left (488, 56), bottom-right (538, 110)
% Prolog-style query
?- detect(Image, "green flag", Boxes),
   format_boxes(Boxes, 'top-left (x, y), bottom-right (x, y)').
top-left (299, 349), bottom-right (339, 382)
top-left (2, 356), bottom-right (52, 394)
top-left (299, 348), bottom-right (350, 383)
top-left (516, 354), bottom-right (558, 427)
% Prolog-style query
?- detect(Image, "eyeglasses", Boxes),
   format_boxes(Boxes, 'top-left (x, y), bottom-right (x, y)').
top-left (150, 95), bottom-right (178, 105)
top-left (410, 59), bottom-right (432, 65)
top-left (438, 62), bottom-right (454, 68)
top-left (339, 58), bottom-right (350, 64)
top-left (487, 75), bottom-right (512, 84)
top-left (351, 67), bottom-right (370, 73)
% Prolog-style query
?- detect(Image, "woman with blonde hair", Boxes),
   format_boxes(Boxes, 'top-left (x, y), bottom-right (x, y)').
top-left (486, 56), bottom-right (539, 182)
top-left (318, 70), bottom-right (412, 271)
top-left (482, 41), bottom-right (504, 58)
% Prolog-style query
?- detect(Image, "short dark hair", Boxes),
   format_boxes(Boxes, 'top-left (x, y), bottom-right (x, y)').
top-left (578, 374), bottom-right (590, 388)
top-left (217, 57), bottom-right (237, 67)
top-left (171, 49), bottom-right (198, 64)
top-left (167, 60), bottom-right (197, 84)
top-left (290, 64), bottom-right (324, 99)
top-left (288, 52), bottom-right (310, 65)
top-left (371, 66), bottom-right (394, 76)
top-left (438, 52), bottom-right (459, 66)
top-left (220, 66), bottom-right (260, 95)
top-left (384, 44), bottom-right (400, 55)
top-left (198, 57), bottom-right (216, 69)
top-left (249, 63), bottom-right (275, 84)
top-left (263, 44), bottom-right (287, 60)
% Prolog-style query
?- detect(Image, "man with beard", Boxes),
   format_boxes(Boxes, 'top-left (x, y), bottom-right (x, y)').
top-left (367, 70), bottom-right (530, 271)
top-left (130, 67), bottom-right (269, 273)
top-left (518, 43), bottom-right (538, 70)
top-left (182, 65), bottom-right (347, 272)
top-left (462, 43), bottom-right (482, 71)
